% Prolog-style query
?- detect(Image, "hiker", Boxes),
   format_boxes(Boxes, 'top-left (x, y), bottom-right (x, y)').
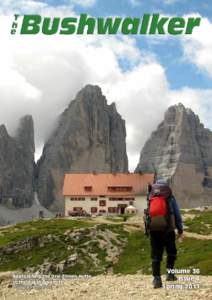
top-left (145, 179), bottom-right (183, 289)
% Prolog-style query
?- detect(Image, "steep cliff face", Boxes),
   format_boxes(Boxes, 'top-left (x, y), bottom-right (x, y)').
top-left (37, 85), bottom-right (128, 211)
top-left (0, 116), bottom-right (35, 207)
top-left (135, 103), bottom-right (212, 207)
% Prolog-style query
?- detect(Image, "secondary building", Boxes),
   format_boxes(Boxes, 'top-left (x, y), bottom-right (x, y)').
top-left (63, 173), bottom-right (154, 216)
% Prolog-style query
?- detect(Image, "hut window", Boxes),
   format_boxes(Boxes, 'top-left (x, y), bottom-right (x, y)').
top-left (91, 207), bottom-right (98, 213)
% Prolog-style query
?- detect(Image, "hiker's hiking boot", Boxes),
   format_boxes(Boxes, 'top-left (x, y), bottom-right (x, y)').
top-left (152, 276), bottom-right (162, 288)
top-left (166, 273), bottom-right (177, 281)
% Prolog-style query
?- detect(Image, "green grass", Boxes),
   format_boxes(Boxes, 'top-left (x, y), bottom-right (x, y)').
top-left (64, 224), bottom-right (127, 276)
top-left (97, 223), bottom-right (126, 235)
top-left (113, 231), bottom-right (212, 275)
top-left (113, 231), bottom-right (151, 274)
top-left (181, 209), bottom-right (202, 215)
top-left (122, 213), bottom-right (135, 221)
top-left (184, 211), bottom-right (212, 235)
top-left (176, 238), bottom-right (212, 275)
top-left (0, 235), bottom-right (108, 275)
top-left (0, 219), bottom-right (93, 247)
top-left (0, 238), bottom-right (71, 272)
top-left (0, 218), bottom-right (211, 276)
top-left (0, 218), bottom-right (95, 273)
top-left (64, 244), bottom-right (108, 276)
top-left (0, 221), bottom-right (127, 275)
top-left (106, 217), bottom-right (123, 223)
top-left (106, 213), bottom-right (134, 223)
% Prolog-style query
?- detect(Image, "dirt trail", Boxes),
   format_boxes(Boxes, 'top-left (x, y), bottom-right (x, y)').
top-left (0, 274), bottom-right (211, 300)
top-left (88, 216), bottom-right (122, 224)
top-left (184, 231), bottom-right (212, 240)
top-left (88, 215), bottom-right (212, 239)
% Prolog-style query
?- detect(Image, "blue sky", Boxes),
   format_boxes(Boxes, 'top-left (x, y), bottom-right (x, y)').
top-left (72, 0), bottom-right (212, 90)
top-left (24, 0), bottom-right (212, 90)
top-left (0, 0), bottom-right (212, 169)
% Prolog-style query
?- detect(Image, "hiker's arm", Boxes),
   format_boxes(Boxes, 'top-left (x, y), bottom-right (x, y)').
top-left (171, 197), bottom-right (183, 234)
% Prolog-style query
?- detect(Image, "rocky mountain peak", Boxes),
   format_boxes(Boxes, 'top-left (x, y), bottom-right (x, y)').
top-left (72, 85), bottom-right (107, 110)
top-left (77, 84), bottom-right (103, 97)
top-left (37, 85), bottom-right (128, 211)
top-left (136, 104), bottom-right (212, 207)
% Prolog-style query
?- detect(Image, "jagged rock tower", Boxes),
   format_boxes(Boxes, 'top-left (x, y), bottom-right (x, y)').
top-left (36, 85), bottom-right (128, 211)
top-left (0, 116), bottom-right (35, 207)
top-left (136, 103), bottom-right (212, 207)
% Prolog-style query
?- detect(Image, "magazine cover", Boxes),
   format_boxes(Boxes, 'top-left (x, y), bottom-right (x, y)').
top-left (0, 0), bottom-right (211, 299)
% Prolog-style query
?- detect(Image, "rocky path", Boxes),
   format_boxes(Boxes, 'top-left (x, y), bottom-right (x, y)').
top-left (0, 274), bottom-right (211, 300)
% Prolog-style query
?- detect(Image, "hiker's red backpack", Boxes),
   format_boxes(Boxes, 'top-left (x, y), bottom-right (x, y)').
top-left (148, 183), bottom-right (175, 231)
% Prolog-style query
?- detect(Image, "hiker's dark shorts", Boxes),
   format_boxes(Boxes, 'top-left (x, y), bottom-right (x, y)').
top-left (150, 231), bottom-right (177, 262)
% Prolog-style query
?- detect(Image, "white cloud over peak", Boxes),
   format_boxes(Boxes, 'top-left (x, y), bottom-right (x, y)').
top-left (181, 15), bottom-right (212, 77)
top-left (0, 13), bottom-right (168, 170)
top-left (0, 5), bottom-right (212, 171)
top-left (168, 87), bottom-right (212, 129)
top-left (1, 13), bottom-right (166, 170)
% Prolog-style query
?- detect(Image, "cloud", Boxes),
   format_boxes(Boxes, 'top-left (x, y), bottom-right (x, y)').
top-left (167, 87), bottom-right (212, 129)
top-left (0, 12), bottom-right (158, 168)
top-left (163, 0), bottom-right (178, 4)
top-left (129, 0), bottom-right (142, 6)
top-left (0, 3), bottom-right (212, 172)
top-left (0, 0), bottom-right (78, 16)
top-left (101, 62), bottom-right (170, 169)
top-left (181, 15), bottom-right (212, 77)
top-left (69, 0), bottom-right (97, 8)
top-left (0, 12), bottom-right (168, 170)
top-left (0, 0), bottom-right (47, 14)
top-left (0, 0), bottom-right (97, 14)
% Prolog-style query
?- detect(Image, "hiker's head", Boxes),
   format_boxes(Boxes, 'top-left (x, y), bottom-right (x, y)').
top-left (151, 179), bottom-right (172, 197)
